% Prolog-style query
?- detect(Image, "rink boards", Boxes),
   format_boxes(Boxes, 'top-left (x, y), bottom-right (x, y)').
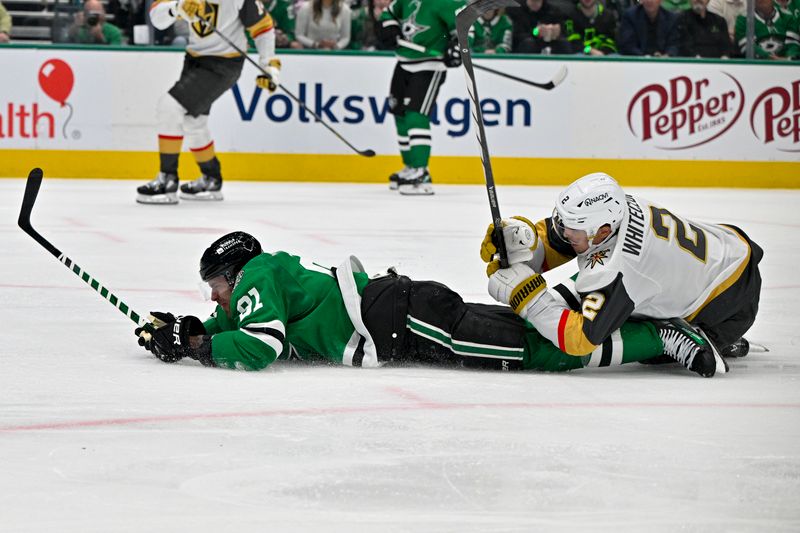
top-left (0, 47), bottom-right (797, 187)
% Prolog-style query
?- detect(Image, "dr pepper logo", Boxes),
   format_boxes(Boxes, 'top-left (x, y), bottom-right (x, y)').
top-left (627, 73), bottom-right (744, 149)
top-left (750, 80), bottom-right (800, 152)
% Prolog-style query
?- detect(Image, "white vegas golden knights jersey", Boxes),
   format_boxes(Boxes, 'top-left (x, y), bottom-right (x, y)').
top-left (524, 194), bottom-right (752, 355)
top-left (151, 0), bottom-right (274, 57)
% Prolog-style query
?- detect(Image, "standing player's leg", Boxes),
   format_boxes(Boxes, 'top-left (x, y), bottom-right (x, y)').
top-left (396, 69), bottom-right (445, 196)
top-left (136, 93), bottom-right (184, 204)
top-left (388, 64), bottom-right (413, 190)
top-left (178, 56), bottom-right (244, 201)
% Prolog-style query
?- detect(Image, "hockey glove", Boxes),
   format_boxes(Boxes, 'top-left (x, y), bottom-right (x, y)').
top-left (256, 58), bottom-right (281, 94)
top-left (135, 311), bottom-right (206, 363)
top-left (488, 263), bottom-right (547, 316)
top-left (177, 0), bottom-right (203, 22)
top-left (376, 20), bottom-right (401, 50)
top-left (443, 36), bottom-right (462, 68)
top-left (481, 216), bottom-right (539, 276)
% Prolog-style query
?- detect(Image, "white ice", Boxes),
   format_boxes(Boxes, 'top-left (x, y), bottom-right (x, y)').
top-left (0, 178), bottom-right (798, 532)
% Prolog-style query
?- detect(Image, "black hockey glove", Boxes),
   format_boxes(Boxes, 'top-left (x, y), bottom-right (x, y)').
top-left (377, 20), bottom-right (401, 50)
top-left (135, 311), bottom-right (206, 364)
top-left (443, 36), bottom-right (462, 68)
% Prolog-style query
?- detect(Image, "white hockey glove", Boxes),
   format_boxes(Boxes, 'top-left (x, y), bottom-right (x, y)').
top-left (256, 58), bottom-right (281, 93)
top-left (488, 263), bottom-right (548, 317)
top-left (177, 0), bottom-right (203, 22)
top-left (480, 216), bottom-right (539, 276)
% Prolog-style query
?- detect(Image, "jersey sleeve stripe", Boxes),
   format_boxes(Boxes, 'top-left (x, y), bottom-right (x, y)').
top-left (241, 326), bottom-right (284, 356)
top-left (558, 309), bottom-right (599, 356)
top-left (248, 16), bottom-right (274, 38)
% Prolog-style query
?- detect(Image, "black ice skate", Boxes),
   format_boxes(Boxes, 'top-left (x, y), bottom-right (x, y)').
top-left (136, 172), bottom-right (179, 205)
top-left (720, 337), bottom-right (749, 358)
top-left (179, 175), bottom-right (223, 201)
top-left (388, 166), bottom-right (413, 191)
top-left (656, 318), bottom-right (727, 378)
top-left (398, 167), bottom-right (434, 196)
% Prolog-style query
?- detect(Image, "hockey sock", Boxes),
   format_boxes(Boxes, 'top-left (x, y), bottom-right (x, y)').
top-left (523, 321), bottom-right (664, 372)
top-left (394, 114), bottom-right (410, 166)
top-left (404, 111), bottom-right (432, 168)
top-left (191, 142), bottom-right (222, 179)
top-left (158, 135), bottom-right (182, 175)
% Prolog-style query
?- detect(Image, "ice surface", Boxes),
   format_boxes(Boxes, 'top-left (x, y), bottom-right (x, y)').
top-left (0, 178), bottom-right (798, 532)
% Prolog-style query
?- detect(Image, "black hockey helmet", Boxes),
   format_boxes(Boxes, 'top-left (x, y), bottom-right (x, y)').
top-left (200, 231), bottom-right (262, 285)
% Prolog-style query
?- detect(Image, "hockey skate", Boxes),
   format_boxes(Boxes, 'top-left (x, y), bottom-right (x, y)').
top-left (656, 318), bottom-right (727, 377)
top-left (388, 166), bottom-right (413, 190)
top-left (136, 172), bottom-right (179, 205)
top-left (720, 337), bottom-right (749, 358)
top-left (179, 175), bottom-right (223, 201)
top-left (398, 167), bottom-right (434, 196)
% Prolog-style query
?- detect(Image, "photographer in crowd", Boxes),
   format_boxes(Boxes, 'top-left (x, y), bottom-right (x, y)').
top-left (68, 0), bottom-right (123, 45)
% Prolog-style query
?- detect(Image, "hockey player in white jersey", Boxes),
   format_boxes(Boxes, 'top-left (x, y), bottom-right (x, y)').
top-left (136, 0), bottom-right (280, 204)
top-left (481, 172), bottom-right (763, 378)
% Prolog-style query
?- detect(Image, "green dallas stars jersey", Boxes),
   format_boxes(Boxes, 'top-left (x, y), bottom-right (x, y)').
top-left (473, 12), bottom-right (513, 53)
top-left (734, 9), bottom-right (800, 58)
top-left (203, 252), bottom-right (370, 370)
top-left (380, 0), bottom-right (467, 71)
top-left (199, 251), bottom-right (665, 372)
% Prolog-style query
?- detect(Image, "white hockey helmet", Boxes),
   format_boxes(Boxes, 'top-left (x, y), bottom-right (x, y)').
top-left (552, 172), bottom-right (626, 242)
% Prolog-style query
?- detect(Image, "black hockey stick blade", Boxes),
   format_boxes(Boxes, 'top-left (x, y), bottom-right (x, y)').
top-left (18, 167), bottom-right (61, 258)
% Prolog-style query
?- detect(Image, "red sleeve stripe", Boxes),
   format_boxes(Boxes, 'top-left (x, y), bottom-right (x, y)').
top-left (557, 309), bottom-right (570, 352)
top-left (250, 25), bottom-right (273, 38)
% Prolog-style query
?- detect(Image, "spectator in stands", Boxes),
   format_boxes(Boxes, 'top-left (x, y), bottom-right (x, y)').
top-left (662, 0), bottom-right (690, 13)
top-left (349, 0), bottom-right (392, 50)
top-left (563, 0), bottom-right (618, 55)
top-left (775, 0), bottom-right (800, 19)
top-left (473, 8), bottom-right (513, 54)
top-left (707, 0), bottom-right (743, 40)
top-left (267, 0), bottom-right (302, 49)
top-left (68, 0), bottom-right (123, 45)
top-left (0, 1), bottom-right (11, 43)
top-left (734, 0), bottom-right (799, 59)
top-left (295, 0), bottom-right (351, 49)
top-left (618, 0), bottom-right (680, 56)
top-left (507, 0), bottom-right (570, 54)
top-left (678, 0), bottom-right (730, 57)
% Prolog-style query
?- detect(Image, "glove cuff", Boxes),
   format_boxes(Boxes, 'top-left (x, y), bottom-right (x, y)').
top-left (187, 335), bottom-right (216, 367)
top-left (509, 273), bottom-right (547, 315)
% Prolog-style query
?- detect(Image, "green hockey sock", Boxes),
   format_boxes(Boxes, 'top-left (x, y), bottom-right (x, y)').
top-left (394, 114), bottom-right (410, 166)
top-left (404, 111), bottom-right (431, 168)
top-left (523, 321), bottom-right (664, 372)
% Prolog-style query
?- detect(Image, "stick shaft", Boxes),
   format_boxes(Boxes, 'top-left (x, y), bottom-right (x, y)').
top-left (18, 169), bottom-right (154, 333)
top-left (202, 21), bottom-right (375, 157)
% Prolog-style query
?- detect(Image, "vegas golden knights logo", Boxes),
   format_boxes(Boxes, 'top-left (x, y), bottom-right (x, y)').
top-left (192, 2), bottom-right (219, 38)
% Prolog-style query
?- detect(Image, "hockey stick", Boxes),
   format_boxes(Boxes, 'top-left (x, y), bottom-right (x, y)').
top-left (457, 0), bottom-right (521, 269)
top-left (18, 168), bottom-right (156, 335)
top-left (197, 20), bottom-right (376, 157)
top-left (397, 38), bottom-right (567, 91)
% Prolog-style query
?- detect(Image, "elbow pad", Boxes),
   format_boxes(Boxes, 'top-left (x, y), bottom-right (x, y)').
top-left (149, 0), bottom-right (179, 30)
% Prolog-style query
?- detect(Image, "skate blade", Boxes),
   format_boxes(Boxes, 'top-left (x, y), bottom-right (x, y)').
top-left (748, 342), bottom-right (769, 353)
top-left (136, 192), bottom-right (178, 205)
top-left (179, 191), bottom-right (223, 201)
top-left (398, 184), bottom-right (434, 196)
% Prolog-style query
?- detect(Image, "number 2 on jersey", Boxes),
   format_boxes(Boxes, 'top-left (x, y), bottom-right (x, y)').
top-left (649, 207), bottom-right (707, 262)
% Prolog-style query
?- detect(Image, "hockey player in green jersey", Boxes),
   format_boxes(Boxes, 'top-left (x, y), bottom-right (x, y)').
top-left (734, 0), bottom-right (799, 59)
top-left (377, 0), bottom-right (468, 195)
top-left (135, 231), bottom-right (717, 376)
top-left (473, 8), bottom-right (513, 53)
